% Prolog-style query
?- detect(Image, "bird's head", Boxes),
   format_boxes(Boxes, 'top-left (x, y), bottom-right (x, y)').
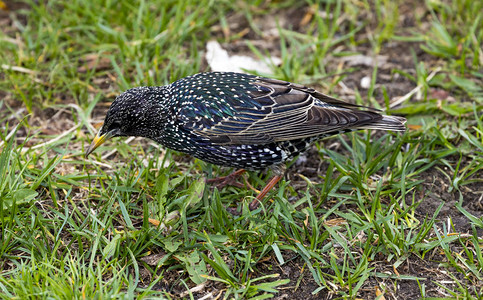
top-left (85, 87), bottom-right (168, 157)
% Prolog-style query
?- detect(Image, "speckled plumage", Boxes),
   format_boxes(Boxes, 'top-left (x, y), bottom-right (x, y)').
top-left (94, 72), bottom-right (406, 172)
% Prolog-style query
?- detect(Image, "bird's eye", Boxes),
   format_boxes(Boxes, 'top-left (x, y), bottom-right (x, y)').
top-left (110, 121), bottom-right (122, 129)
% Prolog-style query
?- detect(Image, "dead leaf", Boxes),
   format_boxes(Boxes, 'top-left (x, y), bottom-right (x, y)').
top-left (324, 218), bottom-right (347, 227)
top-left (78, 53), bottom-right (111, 73)
top-left (430, 88), bottom-right (449, 100)
top-left (93, 122), bottom-right (104, 129)
top-left (205, 40), bottom-right (281, 74)
top-left (140, 252), bottom-right (166, 266)
top-left (408, 124), bottom-right (422, 130)
top-left (341, 54), bottom-right (388, 67)
top-left (300, 5), bottom-right (316, 27)
top-left (375, 287), bottom-right (386, 300)
top-left (148, 218), bottom-right (160, 226)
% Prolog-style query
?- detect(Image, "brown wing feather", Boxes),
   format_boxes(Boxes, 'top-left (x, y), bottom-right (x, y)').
top-left (196, 76), bottom-right (394, 145)
top-left (256, 77), bottom-right (381, 111)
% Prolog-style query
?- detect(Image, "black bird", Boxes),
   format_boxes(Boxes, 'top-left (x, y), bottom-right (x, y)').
top-left (86, 72), bottom-right (406, 209)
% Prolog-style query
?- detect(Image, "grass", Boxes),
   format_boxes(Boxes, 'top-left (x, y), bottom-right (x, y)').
top-left (1, 0), bottom-right (482, 299)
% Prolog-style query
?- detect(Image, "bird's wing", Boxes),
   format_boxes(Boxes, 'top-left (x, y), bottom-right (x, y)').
top-left (178, 74), bottom-right (382, 144)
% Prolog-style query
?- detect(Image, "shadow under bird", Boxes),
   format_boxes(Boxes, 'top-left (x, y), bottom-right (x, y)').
top-left (86, 72), bottom-right (406, 210)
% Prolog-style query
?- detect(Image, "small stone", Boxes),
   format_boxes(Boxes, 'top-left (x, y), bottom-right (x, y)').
top-left (360, 76), bottom-right (371, 89)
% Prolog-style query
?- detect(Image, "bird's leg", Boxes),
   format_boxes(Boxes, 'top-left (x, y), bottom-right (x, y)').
top-left (249, 165), bottom-right (286, 210)
top-left (248, 174), bottom-right (283, 210)
top-left (206, 169), bottom-right (246, 189)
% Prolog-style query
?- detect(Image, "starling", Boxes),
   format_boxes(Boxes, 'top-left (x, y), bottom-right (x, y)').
top-left (86, 72), bottom-right (406, 210)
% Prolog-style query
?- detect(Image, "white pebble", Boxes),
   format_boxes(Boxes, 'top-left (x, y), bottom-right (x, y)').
top-left (360, 76), bottom-right (371, 89)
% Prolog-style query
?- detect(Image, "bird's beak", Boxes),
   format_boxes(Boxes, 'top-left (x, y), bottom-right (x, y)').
top-left (85, 130), bottom-right (112, 158)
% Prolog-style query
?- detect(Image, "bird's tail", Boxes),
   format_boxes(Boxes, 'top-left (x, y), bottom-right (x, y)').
top-left (358, 115), bottom-right (407, 132)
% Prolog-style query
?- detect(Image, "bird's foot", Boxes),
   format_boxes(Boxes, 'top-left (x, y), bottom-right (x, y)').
top-left (225, 174), bottom-right (283, 214)
top-left (248, 174), bottom-right (283, 210)
top-left (208, 170), bottom-right (283, 213)
top-left (206, 169), bottom-right (247, 189)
